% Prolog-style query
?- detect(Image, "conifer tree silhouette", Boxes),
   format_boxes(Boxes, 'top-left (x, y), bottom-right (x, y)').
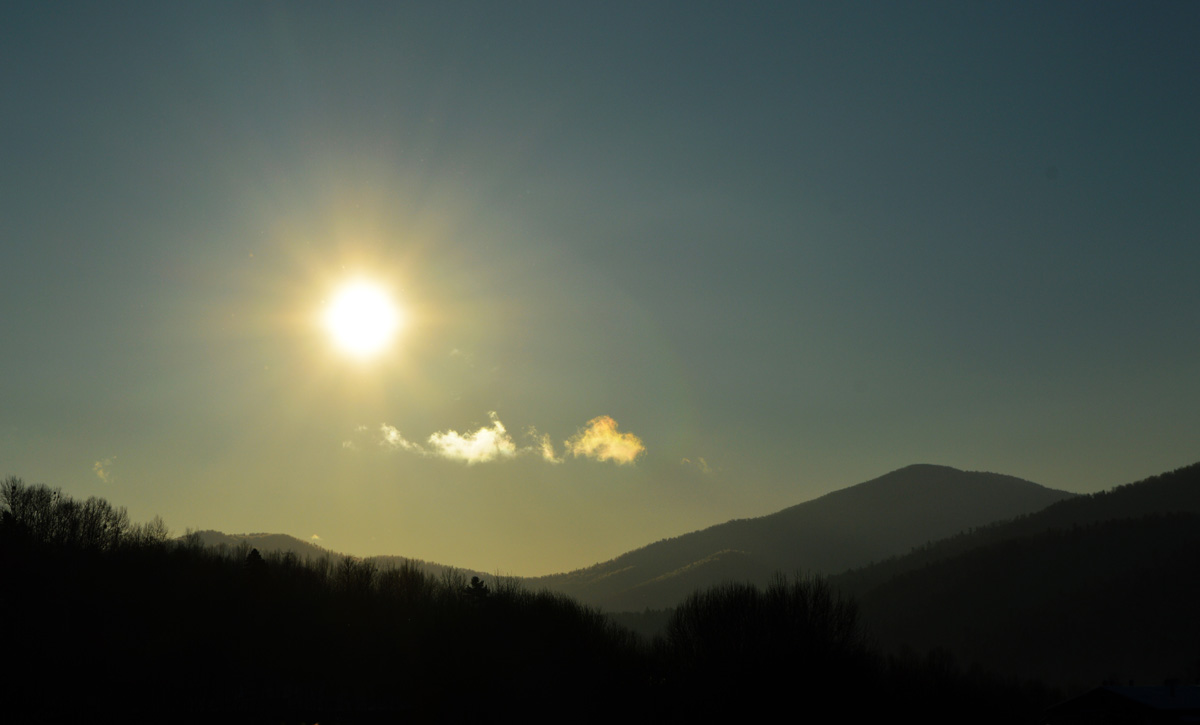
top-left (467, 575), bottom-right (489, 602)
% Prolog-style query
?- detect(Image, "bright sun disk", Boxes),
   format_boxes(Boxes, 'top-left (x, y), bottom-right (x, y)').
top-left (322, 280), bottom-right (402, 359)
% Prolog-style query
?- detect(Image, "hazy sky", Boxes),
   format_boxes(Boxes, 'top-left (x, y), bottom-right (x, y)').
top-left (3, 2), bottom-right (1198, 575)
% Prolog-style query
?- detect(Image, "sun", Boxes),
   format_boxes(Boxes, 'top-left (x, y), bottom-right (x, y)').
top-left (322, 279), bottom-right (403, 359)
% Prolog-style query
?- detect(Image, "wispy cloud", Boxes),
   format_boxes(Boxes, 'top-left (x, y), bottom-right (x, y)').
top-left (681, 457), bottom-right (714, 474)
top-left (93, 456), bottom-right (116, 483)
top-left (426, 411), bottom-right (517, 464)
top-left (527, 426), bottom-right (563, 464)
top-left (565, 415), bottom-right (645, 465)
top-left (379, 424), bottom-right (422, 452)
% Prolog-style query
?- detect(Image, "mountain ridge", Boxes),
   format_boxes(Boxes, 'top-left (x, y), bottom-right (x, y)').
top-left (524, 463), bottom-right (1074, 609)
top-left (189, 463), bottom-right (1078, 611)
top-left (832, 461), bottom-right (1200, 686)
top-left (157, 461), bottom-right (1200, 687)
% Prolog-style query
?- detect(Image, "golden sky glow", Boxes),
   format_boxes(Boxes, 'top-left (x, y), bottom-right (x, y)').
top-left (4, 4), bottom-right (1198, 577)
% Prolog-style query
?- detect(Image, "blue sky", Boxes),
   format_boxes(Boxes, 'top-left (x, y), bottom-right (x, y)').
top-left (2, 2), bottom-right (1197, 574)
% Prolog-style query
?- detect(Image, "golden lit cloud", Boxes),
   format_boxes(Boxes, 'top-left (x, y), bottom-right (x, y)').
top-left (426, 412), bottom-right (517, 464)
top-left (681, 457), bottom-right (714, 474)
top-left (565, 416), bottom-right (645, 465)
top-left (365, 413), bottom-right (643, 466)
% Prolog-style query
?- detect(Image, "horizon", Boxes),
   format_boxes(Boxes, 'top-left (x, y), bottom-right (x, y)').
top-left (3, 3), bottom-right (1198, 576)
top-left (20, 458), bottom-right (1179, 578)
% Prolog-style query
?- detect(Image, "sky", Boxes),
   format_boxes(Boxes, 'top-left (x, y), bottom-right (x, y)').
top-left (2, 2), bottom-right (1198, 575)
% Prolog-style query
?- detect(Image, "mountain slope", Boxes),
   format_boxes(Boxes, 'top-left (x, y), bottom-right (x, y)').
top-left (530, 464), bottom-right (1074, 610)
top-left (835, 460), bottom-right (1200, 599)
top-left (840, 461), bottom-right (1200, 687)
top-left (857, 514), bottom-right (1200, 687)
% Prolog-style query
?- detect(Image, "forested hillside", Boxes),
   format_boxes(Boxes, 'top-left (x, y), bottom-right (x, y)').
top-left (833, 462), bottom-right (1200, 688)
top-left (0, 476), bottom-right (1056, 723)
top-left (836, 461), bottom-right (1200, 597)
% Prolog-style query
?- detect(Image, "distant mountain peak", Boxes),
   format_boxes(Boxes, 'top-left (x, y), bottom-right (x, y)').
top-left (532, 464), bottom-right (1074, 610)
top-left (894, 463), bottom-right (961, 472)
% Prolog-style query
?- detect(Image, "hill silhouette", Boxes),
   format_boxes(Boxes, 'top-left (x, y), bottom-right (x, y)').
top-left (834, 462), bottom-right (1200, 688)
top-left (835, 461), bottom-right (1200, 597)
top-left (528, 464), bottom-right (1074, 610)
top-left (0, 475), bottom-right (1058, 722)
top-left (188, 464), bottom-right (1075, 612)
top-left (170, 461), bottom-right (1200, 690)
top-left (192, 530), bottom-right (334, 560)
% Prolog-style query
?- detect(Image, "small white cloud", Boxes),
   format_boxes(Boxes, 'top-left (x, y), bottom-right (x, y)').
top-left (565, 416), bottom-right (645, 465)
top-left (426, 411), bottom-right (516, 464)
top-left (93, 457), bottom-right (116, 483)
top-left (310, 534), bottom-right (321, 542)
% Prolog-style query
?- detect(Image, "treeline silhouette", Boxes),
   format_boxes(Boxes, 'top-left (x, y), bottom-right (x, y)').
top-left (1, 477), bottom-right (1056, 722)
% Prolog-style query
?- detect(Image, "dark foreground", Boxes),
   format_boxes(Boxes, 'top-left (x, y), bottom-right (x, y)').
top-left (1, 477), bottom-right (1057, 723)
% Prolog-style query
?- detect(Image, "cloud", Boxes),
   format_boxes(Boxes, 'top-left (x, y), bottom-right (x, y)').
top-left (681, 457), bottom-right (714, 474)
top-left (379, 424), bottom-right (422, 452)
top-left (527, 426), bottom-right (563, 464)
top-left (310, 534), bottom-right (321, 542)
top-left (93, 457), bottom-right (116, 483)
top-left (365, 412), bottom-right (643, 466)
top-left (565, 416), bottom-right (645, 465)
top-left (426, 411), bottom-right (517, 464)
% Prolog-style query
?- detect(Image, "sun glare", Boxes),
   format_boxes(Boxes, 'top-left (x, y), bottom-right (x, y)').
top-left (322, 280), bottom-right (402, 359)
